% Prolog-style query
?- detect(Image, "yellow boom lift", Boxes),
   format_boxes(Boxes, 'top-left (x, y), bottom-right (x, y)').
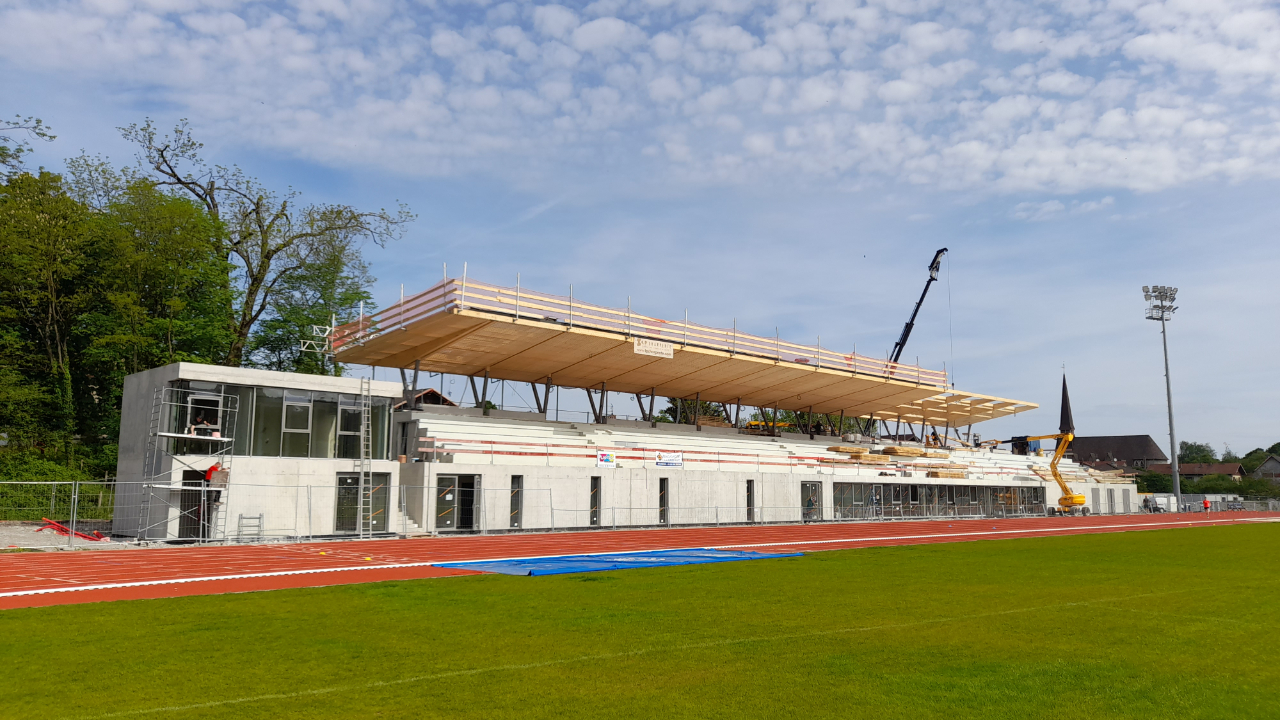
top-left (1004, 377), bottom-right (1088, 515)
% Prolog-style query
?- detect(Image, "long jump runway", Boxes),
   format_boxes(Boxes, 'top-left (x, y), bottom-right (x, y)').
top-left (2, 512), bottom-right (1276, 610)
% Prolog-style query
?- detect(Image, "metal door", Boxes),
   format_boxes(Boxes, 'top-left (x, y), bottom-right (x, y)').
top-left (801, 482), bottom-right (822, 522)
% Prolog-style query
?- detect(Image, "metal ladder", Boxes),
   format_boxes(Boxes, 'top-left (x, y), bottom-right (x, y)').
top-left (358, 377), bottom-right (374, 538)
top-left (135, 388), bottom-right (164, 540)
top-left (135, 386), bottom-right (238, 543)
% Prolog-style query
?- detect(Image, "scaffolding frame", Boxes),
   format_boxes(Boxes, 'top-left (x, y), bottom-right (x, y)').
top-left (136, 386), bottom-right (240, 542)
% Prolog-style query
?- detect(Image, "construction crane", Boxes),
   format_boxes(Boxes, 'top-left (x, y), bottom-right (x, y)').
top-left (890, 248), bottom-right (948, 364)
top-left (1005, 377), bottom-right (1088, 515)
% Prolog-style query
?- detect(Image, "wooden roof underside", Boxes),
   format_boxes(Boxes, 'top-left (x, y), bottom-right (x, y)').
top-left (334, 307), bottom-right (1037, 426)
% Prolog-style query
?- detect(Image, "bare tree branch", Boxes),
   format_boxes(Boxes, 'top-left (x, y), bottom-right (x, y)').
top-left (119, 119), bottom-right (415, 365)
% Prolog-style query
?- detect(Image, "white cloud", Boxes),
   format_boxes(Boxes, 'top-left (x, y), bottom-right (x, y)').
top-left (571, 17), bottom-right (645, 54)
top-left (1037, 70), bottom-right (1094, 96)
top-left (1011, 199), bottom-right (1066, 220)
top-left (2, 0), bottom-right (1279, 194)
top-left (533, 5), bottom-right (579, 39)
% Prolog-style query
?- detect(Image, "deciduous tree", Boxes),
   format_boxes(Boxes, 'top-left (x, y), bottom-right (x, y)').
top-left (120, 119), bottom-right (413, 366)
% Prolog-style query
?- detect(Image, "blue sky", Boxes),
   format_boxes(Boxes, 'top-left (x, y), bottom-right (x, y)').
top-left (4, 0), bottom-right (1278, 454)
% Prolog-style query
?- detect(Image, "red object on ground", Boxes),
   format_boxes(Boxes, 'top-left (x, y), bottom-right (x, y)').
top-left (2, 512), bottom-right (1276, 611)
top-left (35, 518), bottom-right (107, 542)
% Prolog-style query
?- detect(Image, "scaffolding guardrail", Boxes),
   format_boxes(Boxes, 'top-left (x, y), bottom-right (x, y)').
top-left (333, 278), bottom-right (948, 388)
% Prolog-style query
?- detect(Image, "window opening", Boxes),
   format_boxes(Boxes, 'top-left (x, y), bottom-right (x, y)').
top-left (282, 390), bottom-right (311, 458)
top-left (252, 388), bottom-right (284, 456)
top-left (833, 482), bottom-right (855, 519)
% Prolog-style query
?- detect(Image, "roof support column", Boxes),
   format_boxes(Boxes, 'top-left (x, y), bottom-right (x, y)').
top-left (480, 369), bottom-right (491, 416)
top-left (531, 378), bottom-right (548, 415)
top-left (693, 392), bottom-right (701, 429)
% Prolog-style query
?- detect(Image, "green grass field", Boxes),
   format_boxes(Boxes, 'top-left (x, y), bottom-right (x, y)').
top-left (4, 524), bottom-right (1278, 719)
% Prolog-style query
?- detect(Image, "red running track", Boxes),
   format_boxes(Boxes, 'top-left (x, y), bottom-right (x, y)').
top-left (2, 512), bottom-right (1276, 610)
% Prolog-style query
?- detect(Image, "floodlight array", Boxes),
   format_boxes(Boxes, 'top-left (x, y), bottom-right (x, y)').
top-left (1142, 284), bottom-right (1178, 322)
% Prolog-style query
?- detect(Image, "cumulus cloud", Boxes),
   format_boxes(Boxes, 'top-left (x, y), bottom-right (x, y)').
top-left (2, 0), bottom-right (1280, 193)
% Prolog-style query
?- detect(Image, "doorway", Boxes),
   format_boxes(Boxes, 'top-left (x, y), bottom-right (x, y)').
top-left (178, 470), bottom-right (212, 541)
top-left (590, 476), bottom-right (601, 526)
top-left (658, 478), bottom-right (669, 525)
top-left (801, 482), bottom-right (822, 522)
top-left (746, 479), bottom-right (755, 522)
top-left (335, 473), bottom-right (391, 534)
top-left (437, 474), bottom-right (481, 532)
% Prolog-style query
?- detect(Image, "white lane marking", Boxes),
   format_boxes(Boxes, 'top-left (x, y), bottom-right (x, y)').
top-left (0, 562), bottom-right (446, 599)
top-left (70, 589), bottom-right (1186, 719)
top-left (5, 516), bottom-right (1269, 599)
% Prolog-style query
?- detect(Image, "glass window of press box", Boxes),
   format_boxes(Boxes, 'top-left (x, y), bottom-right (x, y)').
top-left (169, 381), bottom-right (390, 459)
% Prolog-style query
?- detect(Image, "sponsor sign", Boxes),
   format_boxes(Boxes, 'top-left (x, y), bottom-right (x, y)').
top-left (634, 337), bottom-right (675, 359)
top-left (596, 451), bottom-right (617, 468)
top-left (655, 451), bottom-right (683, 468)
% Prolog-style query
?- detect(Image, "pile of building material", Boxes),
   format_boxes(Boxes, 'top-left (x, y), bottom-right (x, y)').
top-left (883, 446), bottom-right (926, 457)
top-left (826, 446), bottom-right (869, 454)
top-left (927, 470), bottom-right (968, 479)
top-left (923, 451), bottom-right (950, 459)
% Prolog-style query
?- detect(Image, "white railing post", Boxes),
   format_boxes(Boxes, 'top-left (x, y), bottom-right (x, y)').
top-left (460, 262), bottom-right (468, 309)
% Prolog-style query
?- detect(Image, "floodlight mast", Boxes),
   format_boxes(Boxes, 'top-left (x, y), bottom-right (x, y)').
top-left (1143, 285), bottom-right (1181, 510)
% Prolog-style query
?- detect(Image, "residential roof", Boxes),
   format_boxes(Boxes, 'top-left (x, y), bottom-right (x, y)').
top-left (393, 388), bottom-right (457, 410)
top-left (332, 278), bottom-right (1038, 426)
top-left (1070, 435), bottom-right (1167, 464)
top-left (1147, 463), bottom-right (1244, 476)
top-left (1081, 460), bottom-right (1136, 474)
top-left (1252, 455), bottom-right (1280, 477)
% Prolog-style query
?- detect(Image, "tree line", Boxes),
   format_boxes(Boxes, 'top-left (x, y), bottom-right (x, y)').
top-left (0, 115), bottom-right (412, 483)
top-left (1136, 440), bottom-right (1280, 496)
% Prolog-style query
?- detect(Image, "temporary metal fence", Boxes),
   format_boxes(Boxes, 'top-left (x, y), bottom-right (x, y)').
top-left (5, 481), bottom-right (1274, 549)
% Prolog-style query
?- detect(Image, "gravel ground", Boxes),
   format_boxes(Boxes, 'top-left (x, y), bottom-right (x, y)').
top-left (0, 521), bottom-right (130, 551)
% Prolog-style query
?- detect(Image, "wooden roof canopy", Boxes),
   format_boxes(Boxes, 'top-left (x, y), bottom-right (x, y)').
top-left (332, 278), bottom-right (1037, 426)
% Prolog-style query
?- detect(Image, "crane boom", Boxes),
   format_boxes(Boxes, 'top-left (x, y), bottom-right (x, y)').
top-left (1013, 433), bottom-right (1082, 507)
top-left (890, 248), bottom-right (948, 364)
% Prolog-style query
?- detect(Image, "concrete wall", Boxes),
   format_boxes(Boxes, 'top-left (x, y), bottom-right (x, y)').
top-left (111, 362), bottom-right (404, 539)
top-left (112, 364), bottom-right (181, 537)
top-left (109, 365), bottom-right (1144, 540)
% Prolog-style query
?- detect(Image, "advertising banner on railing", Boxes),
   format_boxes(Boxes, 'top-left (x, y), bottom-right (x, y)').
top-left (596, 451), bottom-right (617, 468)
top-left (655, 451), bottom-right (683, 468)
top-left (634, 337), bottom-right (674, 358)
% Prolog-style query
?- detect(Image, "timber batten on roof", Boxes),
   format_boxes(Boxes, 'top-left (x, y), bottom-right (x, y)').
top-left (332, 278), bottom-right (1037, 425)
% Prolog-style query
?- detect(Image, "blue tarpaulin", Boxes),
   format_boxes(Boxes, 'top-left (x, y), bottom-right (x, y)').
top-left (434, 548), bottom-right (801, 576)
